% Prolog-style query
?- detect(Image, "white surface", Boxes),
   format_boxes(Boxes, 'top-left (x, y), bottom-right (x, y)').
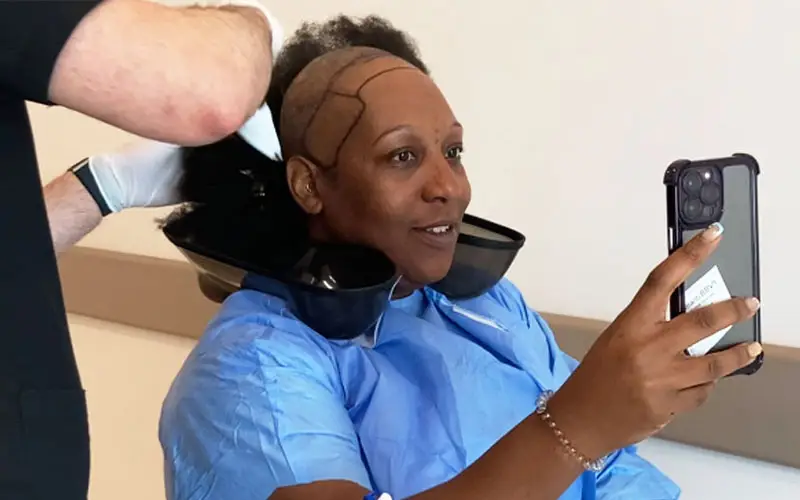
top-left (685, 265), bottom-right (733, 356)
top-left (639, 439), bottom-right (800, 499)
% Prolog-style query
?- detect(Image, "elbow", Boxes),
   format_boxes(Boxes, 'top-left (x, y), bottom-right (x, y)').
top-left (180, 80), bottom-right (268, 146)
top-left (179, 97), bottom-right (253, 146)
top-left (174, 45), bottom-right (273, 145)
top-left (179, 20), bottom-right (274, 145)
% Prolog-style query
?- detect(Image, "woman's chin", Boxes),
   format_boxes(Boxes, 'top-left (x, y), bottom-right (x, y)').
top-left (393, 264), bottom-right (450, 298)
top-left (400, 261), bottom-right (453, 289)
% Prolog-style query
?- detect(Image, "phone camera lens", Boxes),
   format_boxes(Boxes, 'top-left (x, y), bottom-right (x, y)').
top-left (683, 198), bottom-right (703, 220)
top-left (682, 171), bottom-right (703, 194)
top-left (700, 182), bottom-right (721, 204)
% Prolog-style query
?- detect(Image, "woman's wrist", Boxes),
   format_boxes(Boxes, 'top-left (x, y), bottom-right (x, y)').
top-left (545, 387), bottom-right (613, 463)
top-left (424, 403), bottom-right (588, 500)
top-left (535, 390), bottom-right (609, 471)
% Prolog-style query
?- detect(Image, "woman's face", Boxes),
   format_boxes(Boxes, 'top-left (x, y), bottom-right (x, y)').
top-left (290, 57), bottom-right (471, 291)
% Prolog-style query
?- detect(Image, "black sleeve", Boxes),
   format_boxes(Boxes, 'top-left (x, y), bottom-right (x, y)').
top-left (0, 0), bottom-right (103, 105)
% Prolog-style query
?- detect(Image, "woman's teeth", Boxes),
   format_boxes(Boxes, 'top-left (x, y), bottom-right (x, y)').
top-left (426, 225), bottom-right (452, 234)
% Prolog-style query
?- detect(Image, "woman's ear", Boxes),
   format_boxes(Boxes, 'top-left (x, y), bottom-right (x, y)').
top-left (286, 156), bottom-right (323, 215)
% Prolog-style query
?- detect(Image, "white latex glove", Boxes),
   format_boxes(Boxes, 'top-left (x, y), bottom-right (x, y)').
top-left (87, 140), bottom-right (183, 212)
top-left (224, 0), bottom-right (285, 160)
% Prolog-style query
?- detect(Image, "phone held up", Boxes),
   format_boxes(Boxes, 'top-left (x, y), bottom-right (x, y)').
top-left (664, 153), bottom-right (762, 376)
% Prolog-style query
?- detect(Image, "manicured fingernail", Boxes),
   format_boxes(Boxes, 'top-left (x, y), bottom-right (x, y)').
top-left (747, 342), bottom-right (763, 358)
top-left (746, 297), bottom-right (760, 311)
top-left (702, 222), bottom-right (724, 241)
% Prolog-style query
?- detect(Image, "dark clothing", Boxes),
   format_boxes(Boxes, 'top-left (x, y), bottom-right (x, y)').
top-left (0, 1), bottom-right (102, 498)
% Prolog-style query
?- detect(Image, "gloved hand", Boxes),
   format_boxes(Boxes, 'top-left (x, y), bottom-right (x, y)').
top-left (87, 140), bottom-right (184, 212)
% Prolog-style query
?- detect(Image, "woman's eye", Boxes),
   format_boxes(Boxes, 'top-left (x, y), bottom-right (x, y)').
top-left (446, 145), bottom-right (464, 160)
top-left (392, 150), bottom-right (416, 163)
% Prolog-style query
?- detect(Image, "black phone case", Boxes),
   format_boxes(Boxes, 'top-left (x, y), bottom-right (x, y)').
top-left (664, 153), bottom-right (763, 376)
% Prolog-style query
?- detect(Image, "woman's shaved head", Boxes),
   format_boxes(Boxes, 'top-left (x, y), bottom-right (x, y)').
top-left (280, 47), bottom-right (419, 167)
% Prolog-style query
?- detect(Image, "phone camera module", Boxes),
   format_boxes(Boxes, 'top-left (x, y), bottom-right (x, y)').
top-left (680, 167), bottom-right (722, 225)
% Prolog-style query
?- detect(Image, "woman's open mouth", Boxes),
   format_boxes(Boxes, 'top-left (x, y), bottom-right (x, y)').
top-left (413, 223), bottom-right (458, 249)
top-left (425, 224), bottom-right (453, 235)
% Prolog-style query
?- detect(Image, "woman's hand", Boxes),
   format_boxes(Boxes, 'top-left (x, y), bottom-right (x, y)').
top-left (549, 222), bottom-right (761, 460)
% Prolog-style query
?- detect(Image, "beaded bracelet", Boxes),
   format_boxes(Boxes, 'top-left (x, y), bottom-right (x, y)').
top-left (535, 390), bottom-right (607, 472)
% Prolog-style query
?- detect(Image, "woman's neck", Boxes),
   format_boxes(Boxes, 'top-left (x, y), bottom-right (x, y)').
top-left (392, 278), bottom-right (423, 299)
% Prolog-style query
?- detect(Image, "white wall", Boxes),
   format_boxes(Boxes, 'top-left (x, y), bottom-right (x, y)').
top-left (32, 0), bottom-right (800, 498)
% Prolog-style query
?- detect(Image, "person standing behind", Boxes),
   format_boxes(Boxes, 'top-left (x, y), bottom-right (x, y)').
top-left (0, 1), bottom-right (282, 498)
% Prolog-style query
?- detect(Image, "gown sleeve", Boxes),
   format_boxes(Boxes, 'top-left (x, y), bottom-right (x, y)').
top-left (160, 321), bottom-right (371, 500)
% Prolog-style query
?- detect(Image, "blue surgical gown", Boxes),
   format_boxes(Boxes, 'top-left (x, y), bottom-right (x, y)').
top-left (159, 277), bottom-right (680, 500)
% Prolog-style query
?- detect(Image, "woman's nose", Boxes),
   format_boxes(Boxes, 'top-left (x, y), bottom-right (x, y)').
top-left (422, 156), bottom-right (462, 203)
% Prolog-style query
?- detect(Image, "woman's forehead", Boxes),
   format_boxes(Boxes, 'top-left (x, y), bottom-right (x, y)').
top-left (354, 70), bottom-right (456, 142)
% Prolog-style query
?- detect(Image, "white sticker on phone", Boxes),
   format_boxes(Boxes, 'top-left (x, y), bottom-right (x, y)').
top-left (684, 265), bottom-right (732, 356)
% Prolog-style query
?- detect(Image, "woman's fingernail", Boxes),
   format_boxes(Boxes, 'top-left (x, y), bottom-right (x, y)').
top-left (746, 297), bottom-right (761, 311)
top-left (747, 342), bottom-right (763, 358)
top-left (702, 222), bottom-right (724, 241)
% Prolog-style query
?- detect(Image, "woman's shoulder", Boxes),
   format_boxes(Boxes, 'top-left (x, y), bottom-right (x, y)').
top-left (192, 289), bottom-right (339, 374)
top-left (163, 290), bottom-right (344, 422)
top-left (483, 277), bottom-right (527, 306)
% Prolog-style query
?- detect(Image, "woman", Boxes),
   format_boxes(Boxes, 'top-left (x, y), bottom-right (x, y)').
top-left (159, 15), bottom-right (761, 500)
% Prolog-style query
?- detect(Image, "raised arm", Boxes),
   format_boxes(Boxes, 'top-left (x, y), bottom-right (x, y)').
top-left (0, 0), bottom-right (279, 145)
top-left (50, 0), bottom-right (280, 144)
top-left (271, 225), bottom-right (760, 500)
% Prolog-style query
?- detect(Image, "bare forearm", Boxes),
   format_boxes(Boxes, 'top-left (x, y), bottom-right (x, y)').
top-left (413, 414), bottom-right (584, 500)
top-left (49, 0), bottom-right (274, 145)
top-left (275, 413), bottom-right (587, 500)
top-left (43, 173), bottom-right (102, 255)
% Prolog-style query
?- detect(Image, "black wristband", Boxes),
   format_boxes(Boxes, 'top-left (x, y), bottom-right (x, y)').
top-left (68, 158), bottom-right (113, 217)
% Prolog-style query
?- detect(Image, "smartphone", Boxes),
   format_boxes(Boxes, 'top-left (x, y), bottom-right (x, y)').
top-left (664, 153), bottom-right (763, 376)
